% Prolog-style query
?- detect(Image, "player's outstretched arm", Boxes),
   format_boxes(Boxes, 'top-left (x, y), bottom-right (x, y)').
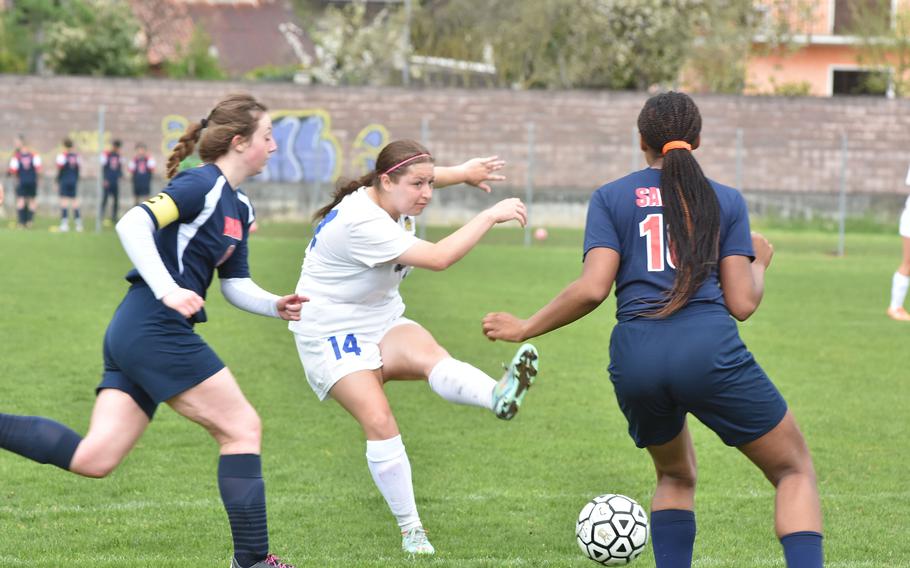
top-left (483, 247), bottom-right (620, 342)
top-left (395, 197), bottom-right (526, 271)
top-left (719, 231), bottom-right (773, 321)
top-left (434, 156), bottom-right (506, 193)
top-left (220, 277), bottom-right (307, 320)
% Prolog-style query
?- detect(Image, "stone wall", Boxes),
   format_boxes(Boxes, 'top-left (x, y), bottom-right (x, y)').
top-left (2, 74), bottom-right (908, 225)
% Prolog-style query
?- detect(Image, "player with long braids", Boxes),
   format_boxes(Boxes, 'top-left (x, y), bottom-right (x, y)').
top-left (0, 94), bottom-right (302, 568)
top-left (291, 139), bottom-right (539, 556)
top-left (483, 92), bottom-right (823, 568)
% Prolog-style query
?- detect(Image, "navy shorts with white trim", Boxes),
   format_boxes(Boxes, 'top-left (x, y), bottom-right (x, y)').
top-left (98, 283), bottom-right (224, 419)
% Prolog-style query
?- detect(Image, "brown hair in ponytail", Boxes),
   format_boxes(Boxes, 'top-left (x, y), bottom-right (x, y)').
top-left (166, 93), bottom-right (268, 179)
top-left (313, 139), bottom-right (433, 221)
top-left (637, 91), bottom-right (721, 318)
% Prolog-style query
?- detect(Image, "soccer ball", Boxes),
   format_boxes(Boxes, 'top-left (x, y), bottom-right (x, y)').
top-left (534, 227), bottom-right (549, 241)
top-left (576, 494), bottom-right (649, 565)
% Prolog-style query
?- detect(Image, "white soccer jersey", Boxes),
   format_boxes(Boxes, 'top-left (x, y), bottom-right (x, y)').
top-left (290, 187), bottom-right (418, 338)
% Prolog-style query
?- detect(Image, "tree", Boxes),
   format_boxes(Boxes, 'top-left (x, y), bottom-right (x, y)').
top-left (44, 0), bottom-right (143, 76)
top-left (850, 0), bottom-right (910, 97)
top-left (296, 1), bottom-right (408, 86)
top-left (164, 26), bottom-right (226, 80)
top-left (1, 0), bottom-right (64, 74)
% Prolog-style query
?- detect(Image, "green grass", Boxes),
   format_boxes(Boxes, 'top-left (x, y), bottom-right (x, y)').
top-left (1, 218), bottom-right (908, 567)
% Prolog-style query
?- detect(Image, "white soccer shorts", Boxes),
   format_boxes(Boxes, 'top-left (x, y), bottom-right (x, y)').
top-left (293, 316), bottom-right (416, 400)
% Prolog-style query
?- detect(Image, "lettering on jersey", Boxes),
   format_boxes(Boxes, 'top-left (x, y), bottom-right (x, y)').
top-left (635, 186), bottom-right (663, 208)
top-left (144, 192), bottom-right (179, 228)
top-left (223, 216), bottom-right (242, 240)
top-left (216, 244), bottom-right (236, 267)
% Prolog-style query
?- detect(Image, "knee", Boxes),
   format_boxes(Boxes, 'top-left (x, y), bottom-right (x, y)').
top-left (71, 454), bottom-right (121, 479)
top-left (218, 409), bottom-right (262, 447)
top-left (360, 410), bottom-right (398, 439)
top-left (656, 463), bottom-right (697, 490)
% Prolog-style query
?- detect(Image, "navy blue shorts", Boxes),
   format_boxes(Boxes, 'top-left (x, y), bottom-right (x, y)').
top-left (608, 305), bottom-right (787, 448)
top-left (98, 284), bottom-right (224, 419)
top-left (15, 182), bottom-right (36, 198)
top-left (59, 182), bottom-right (78, 198)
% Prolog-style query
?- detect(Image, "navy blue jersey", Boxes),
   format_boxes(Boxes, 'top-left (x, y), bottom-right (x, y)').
top-left (57, 151), bottom-right (80, 185)
top-left (130, 155), bottom-right (155, 192)
top-left (584, 168), bottom-right (754, 321)
top-left (125, 163), bottom-right (255, 320)
top-left (9, 151), bottom-right (40, 185)
top-left (102, 151), bottom-right (123, 183)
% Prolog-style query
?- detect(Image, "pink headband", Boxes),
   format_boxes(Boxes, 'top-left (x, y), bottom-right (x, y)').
top-left (382, 153), bottom-right (431, 176)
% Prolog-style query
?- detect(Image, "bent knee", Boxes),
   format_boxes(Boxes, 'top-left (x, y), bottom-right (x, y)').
top-left (656, 466), bottom-right (697, 489)
top-left (360, 411), bottom-right (398, 439)
top-left (212, 409), bottom-right (262, 446)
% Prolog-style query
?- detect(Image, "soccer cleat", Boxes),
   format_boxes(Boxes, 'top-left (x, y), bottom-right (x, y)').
top-left (230, 554), bottom-right (295, 568)
top-left (59, 220), bottom-right (69, 232)
top-left (887, 306), bottom-right (910, 321)
top-left (401, 526), bottom-right (435, 555)
top-left (492, 343), bottom-right (539, 420)
top-left (75, 220), bottom-right (84, 232)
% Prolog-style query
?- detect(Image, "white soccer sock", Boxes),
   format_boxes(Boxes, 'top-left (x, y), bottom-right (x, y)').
top-left (428, 357), bottom-right (496, 410)
top-left (366, 435), bottom-right (421, 531)
top-left (891, 272), bottom-right (910, 309)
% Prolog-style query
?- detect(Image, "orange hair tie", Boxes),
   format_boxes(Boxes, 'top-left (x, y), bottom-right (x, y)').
top-left (661, 140), bottom-right (692, 155)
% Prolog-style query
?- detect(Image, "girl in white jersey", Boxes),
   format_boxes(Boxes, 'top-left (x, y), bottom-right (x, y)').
top-left (887, 165), bottom-right (910, 321)
top-left (291, 139), bottom-right (540, 556)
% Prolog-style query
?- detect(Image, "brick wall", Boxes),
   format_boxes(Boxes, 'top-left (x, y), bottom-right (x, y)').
top-left (2, 75), bottom-right (908, 222)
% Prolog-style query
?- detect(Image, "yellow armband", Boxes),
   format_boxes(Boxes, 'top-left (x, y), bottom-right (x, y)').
top-left (143, 192), bottom-right (179, 228)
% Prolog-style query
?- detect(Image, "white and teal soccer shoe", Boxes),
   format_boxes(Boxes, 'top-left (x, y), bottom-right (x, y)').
top-left (401, 526), bottom-right (435, 555)
top-left (492, 343), bottom-right (539, 420)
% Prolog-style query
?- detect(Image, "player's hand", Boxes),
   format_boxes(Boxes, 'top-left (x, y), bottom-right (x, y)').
top-left (460, 156), bottom-right (506, 193)
top-left (485, 198), bottom-right (527, 227)
top-left (162, 288), bottom-right (205, 318)
top-left (276, 293), bottom-right (308, 321)
top-left (482, 311), bottom-right (527, 342)
top-left (751, 231), bottom-right (774, 269)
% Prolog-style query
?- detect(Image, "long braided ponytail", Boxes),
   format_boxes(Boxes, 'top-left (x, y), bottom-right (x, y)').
top-left (637, 92), bottom-right (721, 318)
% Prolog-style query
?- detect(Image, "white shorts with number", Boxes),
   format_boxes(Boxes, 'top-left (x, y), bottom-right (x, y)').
top-left (293, 316), bottom-right (416, 401)
top-left (900, 195), bottom-right (910, 238)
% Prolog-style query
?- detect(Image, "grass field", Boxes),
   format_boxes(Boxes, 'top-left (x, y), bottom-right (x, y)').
top-left (1, 217), bottom-right (908, 567)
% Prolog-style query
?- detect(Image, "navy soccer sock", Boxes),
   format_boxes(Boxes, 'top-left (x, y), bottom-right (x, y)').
top-left (17, 207), bottom-right (25, 226)
top-left (651, 509), bottom-right (696, 568)
top-left (25, 206), bottom-right (34, 225)
top-left (781, 531), bottom-right (823, 568)
top-left (0, 413), bottom-right (82, 470)
top-left (74, 207), bottom-right (81, 220)
top-left (218, 454), bottom-right (269, 568)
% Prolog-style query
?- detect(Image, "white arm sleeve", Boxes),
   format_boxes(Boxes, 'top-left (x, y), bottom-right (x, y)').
top-left (220, 278), bottom-right (280, 318)
top-left (115, 207), bottom-right (180, 299)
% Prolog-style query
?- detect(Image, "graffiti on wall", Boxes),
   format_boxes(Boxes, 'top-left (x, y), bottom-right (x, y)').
top-left (261, 109), bottom-right (341, 183)
top-left (351, 123), bottom-right (389, 176)
top-left (157, 110), bottom-right (390, 183)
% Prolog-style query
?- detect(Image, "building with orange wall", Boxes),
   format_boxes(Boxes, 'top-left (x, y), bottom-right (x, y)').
top-left (747, 0), bottom-right (908, 96)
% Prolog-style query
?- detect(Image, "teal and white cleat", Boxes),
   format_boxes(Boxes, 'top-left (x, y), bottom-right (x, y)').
top-left (401, 526), bottom-right (435, 555)
top-left (492, 343), bottom-right (539, 420)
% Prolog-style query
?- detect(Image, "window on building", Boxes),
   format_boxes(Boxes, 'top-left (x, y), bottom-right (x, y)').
top-left (832, 69), bottom-right (890, 96)
top-left (834, 0), bottom-right (890, 35)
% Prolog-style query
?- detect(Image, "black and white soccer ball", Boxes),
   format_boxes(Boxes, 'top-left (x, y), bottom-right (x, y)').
top-left (576, 494), bottom-right (649, 565)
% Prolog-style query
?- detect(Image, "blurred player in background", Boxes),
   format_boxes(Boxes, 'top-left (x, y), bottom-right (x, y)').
top-left (292, 139), bottom-right (538, 556)
top-left (0, 94), bottom-right (301, 568)
top-left (483, 92), bottom-right (823, 568)
top-left (9, 134), bottom-right (41, 229)
top-left (130, 142), bottom-right (156, 206)
top-left (886, 165), bottom-right (910, 321)
top-left (100, 139), bottom-right (123, 225)
top-left (56, 137), bottom-right (82, 232)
